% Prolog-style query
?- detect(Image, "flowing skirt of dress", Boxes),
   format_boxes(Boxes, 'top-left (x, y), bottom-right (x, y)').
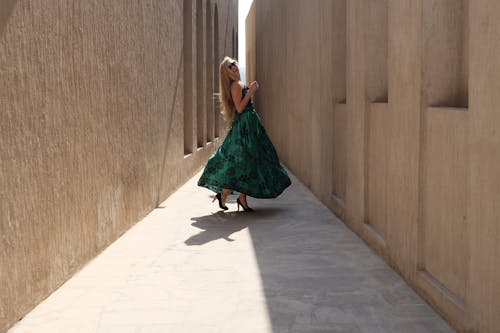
top-left (198, 102), bottom-right (291, 199)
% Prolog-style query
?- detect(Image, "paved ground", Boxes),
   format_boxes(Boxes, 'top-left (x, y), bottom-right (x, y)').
top-left (8, 171), bottom-right (455, 333)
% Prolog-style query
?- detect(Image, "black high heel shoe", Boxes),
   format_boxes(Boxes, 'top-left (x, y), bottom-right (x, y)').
top-left (213, 193), bottom-right (228, 210)
top-left (237, 197), bottom-right (254, 212)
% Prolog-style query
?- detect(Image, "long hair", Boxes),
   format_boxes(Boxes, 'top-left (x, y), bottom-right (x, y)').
top-left (218, 56), bottom-right (240, 124)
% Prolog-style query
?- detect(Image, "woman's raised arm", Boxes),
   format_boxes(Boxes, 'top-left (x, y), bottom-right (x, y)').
top-left (231, 81), bottom-right (255, 113)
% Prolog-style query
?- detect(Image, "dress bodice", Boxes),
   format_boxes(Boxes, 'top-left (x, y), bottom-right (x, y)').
top-left (242, 86), bottom-right (254, 110)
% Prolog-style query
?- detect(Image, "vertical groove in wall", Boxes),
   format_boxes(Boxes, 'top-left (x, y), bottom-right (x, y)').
top-left (423, 0), bottom-right (468, 108)
top-left (365, 0), bottom-right (388, 103)
top-left (337, 0), bottom-right (347, 105)
top-left (183, 0), bottom-right (193, 155)
top-left (416, 1), bottom-right (469, 329)
top-left (417, 0), bottom-right (426, 275)
top-left (364, 0), bottom-right (389, 242)
top-left (365, 104), bottom-right (389, 242)
top-left (196, 0), bottom-right (205, 148)
top-left (417, 1), bottom-right (469, 316)
top-left (417, 108), bottom-right (469, 323)
top-left (331, 0), bottom-right (347, 211)
top-left (206, 1), bottom-right (213, 143)
top-left (214, 5), bottom-right (220, 138)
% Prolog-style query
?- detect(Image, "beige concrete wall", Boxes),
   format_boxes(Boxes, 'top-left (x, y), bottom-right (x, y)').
top-left (0, 1), bottom-right (237, 331)
top-left (247, 0), bottom-right (500, 331)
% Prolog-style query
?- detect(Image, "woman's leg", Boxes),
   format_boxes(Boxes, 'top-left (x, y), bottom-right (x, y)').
top-left (238, 193), bottom-right (247, 205)
top-left (237, 193), bottom-right (253, 211)
top-left (221, 189), bottom-right (231, 206)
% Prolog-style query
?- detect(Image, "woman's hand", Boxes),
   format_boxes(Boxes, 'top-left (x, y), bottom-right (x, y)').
top-left (231, 81), bottom-right (258, 113)
top-left (249, 81), bottom-right (259, 95)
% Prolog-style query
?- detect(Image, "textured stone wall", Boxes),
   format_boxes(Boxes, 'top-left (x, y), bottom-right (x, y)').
top-left (0, 1), bottom-right (237, 331)
top-left (247, 0), bottom-right (500, 331)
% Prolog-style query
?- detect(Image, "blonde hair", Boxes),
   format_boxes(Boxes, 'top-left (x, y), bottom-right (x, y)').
top-left (218, 56), bottom-right (240, 124)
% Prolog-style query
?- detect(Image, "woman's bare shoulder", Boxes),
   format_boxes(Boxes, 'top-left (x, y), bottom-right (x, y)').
top-left (231, 81), bottom-right (245, 89)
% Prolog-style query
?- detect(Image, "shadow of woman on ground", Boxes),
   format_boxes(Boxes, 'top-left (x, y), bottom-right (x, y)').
top-left (185, 207), bottom-right (283, 246)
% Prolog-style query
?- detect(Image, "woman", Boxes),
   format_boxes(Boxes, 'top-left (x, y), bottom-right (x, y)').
top-left (198, 56), bottom-right (291, 211)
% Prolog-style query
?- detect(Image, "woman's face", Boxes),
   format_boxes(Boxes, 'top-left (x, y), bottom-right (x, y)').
top-left (228, 60), bottom-right (240, 76)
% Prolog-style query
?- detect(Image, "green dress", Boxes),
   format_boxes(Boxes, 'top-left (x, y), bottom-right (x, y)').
top-left (198, 86), bottom-right (291, 198)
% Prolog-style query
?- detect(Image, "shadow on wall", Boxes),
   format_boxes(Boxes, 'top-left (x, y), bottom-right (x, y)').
top-left (0, 0), bottom-right (16, 37)
top-left (157, 51), bottom-right (184, 206)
